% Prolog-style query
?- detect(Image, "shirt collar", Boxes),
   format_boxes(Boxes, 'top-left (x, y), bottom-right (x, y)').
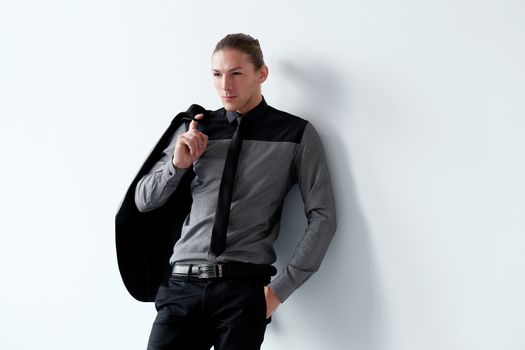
top-left (225, 97), bottom-right (269, 125)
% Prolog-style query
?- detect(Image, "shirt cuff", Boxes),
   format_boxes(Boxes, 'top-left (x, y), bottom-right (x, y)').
top-left (163, 158), bottom-right (188, 185)
top-left (268, 272), bottom-right (296, 303)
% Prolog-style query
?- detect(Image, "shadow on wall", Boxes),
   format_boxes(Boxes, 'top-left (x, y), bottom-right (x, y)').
top-left (270, 58), bottom-right (386, 349)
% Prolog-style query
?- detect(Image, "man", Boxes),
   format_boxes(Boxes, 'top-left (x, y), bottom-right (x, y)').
top-left (134, 33), bottom-right (336, 350)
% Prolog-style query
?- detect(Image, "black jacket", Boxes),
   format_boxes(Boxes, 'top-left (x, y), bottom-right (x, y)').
top-left (115, 105), bottom-right (207, 302)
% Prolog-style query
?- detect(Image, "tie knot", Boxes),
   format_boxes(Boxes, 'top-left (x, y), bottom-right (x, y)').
top-left (233, 115), bottom-right (244, 129)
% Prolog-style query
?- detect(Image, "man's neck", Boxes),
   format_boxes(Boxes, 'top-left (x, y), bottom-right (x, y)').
top-left (237, 94), bottom-right (263, 115)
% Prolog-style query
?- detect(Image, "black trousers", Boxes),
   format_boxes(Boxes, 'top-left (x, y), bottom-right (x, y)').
top-left (147, 275), bottom-right (270, 350)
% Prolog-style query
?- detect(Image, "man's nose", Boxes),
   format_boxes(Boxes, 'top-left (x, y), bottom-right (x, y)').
top-left (221, 76), bottom-right (231, 91)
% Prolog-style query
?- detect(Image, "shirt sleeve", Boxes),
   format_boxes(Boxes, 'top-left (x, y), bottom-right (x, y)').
top-left (269, 122), bottom-right (337, 302)
top-left (134, 124), bottom-right (189, 213)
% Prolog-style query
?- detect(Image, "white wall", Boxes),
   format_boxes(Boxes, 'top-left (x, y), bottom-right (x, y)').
top-left (1, 1), bottom-right (524, 349)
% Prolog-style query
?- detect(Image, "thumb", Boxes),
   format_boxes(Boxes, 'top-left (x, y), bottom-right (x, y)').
top-left (189, 113), bottom-right (204, 131)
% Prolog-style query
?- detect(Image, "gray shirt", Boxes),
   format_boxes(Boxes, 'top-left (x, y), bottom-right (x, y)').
top-left (135, 99), bottom-right (336, 301)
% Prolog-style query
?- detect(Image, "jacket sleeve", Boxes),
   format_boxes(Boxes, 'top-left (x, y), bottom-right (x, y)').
top-left (269, 122), bottom-right (337, 302)
top-left (134, 124), bottom-right (189, 213)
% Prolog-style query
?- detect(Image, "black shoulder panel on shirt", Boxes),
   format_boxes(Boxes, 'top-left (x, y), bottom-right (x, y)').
top-left (199, 107), bottom-right (308, 143)
top-left (202, 106), bottom-right (308, 143)
top-left (201, 108), bottom-right (238, 140)
top-left (246, 107), bottom-right (308, 143)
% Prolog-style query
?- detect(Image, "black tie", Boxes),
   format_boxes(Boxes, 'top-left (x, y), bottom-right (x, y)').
top-left (210, 116), bottom-right (245, 256)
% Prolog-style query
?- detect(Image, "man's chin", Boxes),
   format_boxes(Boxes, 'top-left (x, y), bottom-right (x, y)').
top-left (222, 102), bottom-right (238, 112)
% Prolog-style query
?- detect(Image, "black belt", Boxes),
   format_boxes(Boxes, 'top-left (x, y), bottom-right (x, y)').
top-left (172, 263), bottom-right (276, 279)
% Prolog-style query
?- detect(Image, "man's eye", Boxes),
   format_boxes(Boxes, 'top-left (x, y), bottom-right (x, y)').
top-left (213, 73), bottom-right (221, 77)
top-left (232, 72), bottom-right (242, 75)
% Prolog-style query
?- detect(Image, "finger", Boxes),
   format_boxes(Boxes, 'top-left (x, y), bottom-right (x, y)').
top-left (188, 139), bottom-right (199, 156)
top-left (195, 131), bottom-right (208, 151)
top-left (201, 133), bottom-right (208, 150)
top-left (192, 133), bottom-right (207, 157)
top-left (179, 135), bottom-right (196, 156)
top-left (188, 113), bottom-right (204, 131)
top-left (194, 130), bottom-right (204, 151)
top-left (178, 131), bottom-right (207, 157)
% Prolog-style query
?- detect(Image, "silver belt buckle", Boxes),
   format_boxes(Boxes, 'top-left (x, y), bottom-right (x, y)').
top-left (198, 264), bottom-right (223, 278)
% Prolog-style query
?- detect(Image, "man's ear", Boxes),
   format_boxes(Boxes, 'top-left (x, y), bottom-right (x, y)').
top-left (257, 65), bottom-right (269, 84)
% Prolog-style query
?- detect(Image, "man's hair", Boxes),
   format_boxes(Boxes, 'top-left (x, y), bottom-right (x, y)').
top-left (214, 33), bottom-right (265, 70)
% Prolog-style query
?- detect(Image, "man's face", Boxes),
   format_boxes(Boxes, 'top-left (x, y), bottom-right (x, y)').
top-left (211, 49), bottom-right (268, 114)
